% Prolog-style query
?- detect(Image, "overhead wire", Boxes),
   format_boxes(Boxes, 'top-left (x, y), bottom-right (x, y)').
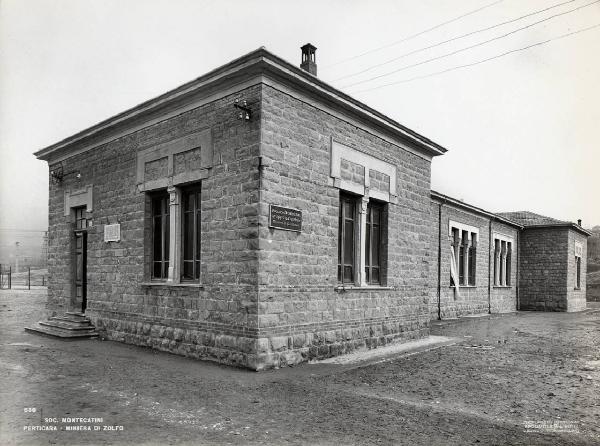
top-left (341, 0), bottom-right (600, 89)
top-left (332, 0), bottom-right (577, 82)
top-left (349, 23), bottom-right (600, 94)
top-left (322, 0), bottom-right (504, 69)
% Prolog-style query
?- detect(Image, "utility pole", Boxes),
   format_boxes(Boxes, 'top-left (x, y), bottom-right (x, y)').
top-left (15, 241), bottom-right (20, 274)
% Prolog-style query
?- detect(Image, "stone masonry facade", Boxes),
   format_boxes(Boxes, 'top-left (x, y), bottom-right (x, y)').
top-left (37, 47), bottom-right (590, 370)
top-left (519, 228), bottom-right (587, 312)
top-left (47, 84), bottom-right (263, 368)
top-left (429, 195), bottom-right (519, 320)
top-left (255, 85), bottom-right (432, 368)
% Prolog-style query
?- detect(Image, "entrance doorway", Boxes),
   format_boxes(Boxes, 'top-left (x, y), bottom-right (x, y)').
top-left (74, 231), bottom-right (87, 313)
top-left (73, 207), bottom-right (88, 313)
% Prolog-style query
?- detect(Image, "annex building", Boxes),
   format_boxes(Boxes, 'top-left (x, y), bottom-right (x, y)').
top-left (30, 45), bottom-right (591, 370)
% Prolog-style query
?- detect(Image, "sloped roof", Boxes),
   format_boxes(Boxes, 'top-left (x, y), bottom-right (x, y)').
top-left (430, 191), bottom-right (523, 229)
top-left (34, 46), bottom-right (448, 162)
top-left (497, 211), bottom-right (592, 236)
top-left (496, 211), bottom-right (569, 226)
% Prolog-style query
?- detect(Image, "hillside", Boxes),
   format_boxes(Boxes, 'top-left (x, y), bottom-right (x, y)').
top-left (586, 226), bottom-right (600, 301)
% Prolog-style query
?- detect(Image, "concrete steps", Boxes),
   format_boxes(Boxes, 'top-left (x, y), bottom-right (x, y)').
top-left (25, 312), bottom-right (99, 339)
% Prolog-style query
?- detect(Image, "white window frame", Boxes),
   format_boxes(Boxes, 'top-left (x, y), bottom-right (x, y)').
top-left (449, 221), bottom-right (478, 287)
top-left (330, 140), bottom-right (394, 288)
top-left (493, 232), bottom-right (513, 287)
top-left (575, 241), bottom-right (583, 290)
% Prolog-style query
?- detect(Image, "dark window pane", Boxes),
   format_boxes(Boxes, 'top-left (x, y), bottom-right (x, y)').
top-left (344, 220), bottom-right (353, 265)
top-left (372, 206), bottom-right (380, 223)
top-left (458, 244), bottom-right (465, 285)
top-left (183, 261), bottom-right (193, 279)
top-left (365, 223), bottom-right (371, 268)
top-left (372, 227), bottom-right (380, 267)
top-left (344, 265), bottom-right (353, 282)
top-left (372, 268), bottom-right (379, 284)
top-left (196, 209), bottom-right (201, 261)
top-left (153, 217), bottom-right (162, 262)
top-left (184, 212), bottom-right (194, 260)
top-left (153, 262), bottom-right (161, 278)
top-left (181, 188), bottom-right (201, 281)
top-left (164, 214), bottom-right (170, 262)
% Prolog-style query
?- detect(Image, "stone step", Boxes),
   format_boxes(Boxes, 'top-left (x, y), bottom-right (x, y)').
top-left (65, 311), bottom-right (87, 320)
top-left (25, 312), bottom-right (99, 339)
top-left (25, 324), bottom-right (99, 339)
top-left (50, 316), bottom-right (92, 326)
top-left (39, 320), bottom-right (95, 331)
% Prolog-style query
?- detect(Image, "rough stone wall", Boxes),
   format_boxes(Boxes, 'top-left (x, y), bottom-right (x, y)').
top-left (428, 202), bottom-right (518, 319)
top-left (46, 85), bottom-right (263, 368)
top-left (255, 84), bottom-right (432, 370)
top-left (518, 228), bottom-right (569, 311)
top-left (566, 230), bottom-right (587, 312)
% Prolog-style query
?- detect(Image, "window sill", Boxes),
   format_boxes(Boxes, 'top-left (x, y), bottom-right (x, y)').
top-left (140, 282), bottom-right (203, 289)
top-left (575, 287), bottom-right (581, 291)
top-left (449, 285), bottom-right (477, 288)
top-left (493, 285), bottom-right (513, 289)
top-left (335, 285), bottom-right (393, 292)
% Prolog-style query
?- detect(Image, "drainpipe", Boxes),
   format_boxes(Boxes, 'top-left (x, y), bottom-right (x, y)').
top-left (437, 202), bottom-right (443, 320)
top-left (516, 229), bottom-right (520, 311)
top-left (488, 219), bottom-right (492, 314)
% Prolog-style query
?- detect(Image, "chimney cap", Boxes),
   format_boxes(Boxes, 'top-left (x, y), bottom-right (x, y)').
top-left (300, 43), bottom-right (317, 76)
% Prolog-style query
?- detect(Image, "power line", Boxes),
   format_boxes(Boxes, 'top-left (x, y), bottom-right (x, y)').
top-left (333, 0), bottom-right (576, 82)
top-left (0, 228), bottom-right (47, 233)
top-left (350, 23), bottom-right (600, 94)
top-left (342, 0), bottom-right (600, 89)
top-left (323, 0), bottom-right (504, 69)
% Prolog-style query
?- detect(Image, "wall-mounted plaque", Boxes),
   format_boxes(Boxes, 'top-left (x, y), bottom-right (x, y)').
top-left (269, 205), bottom-right (302, 232)
top-left (104, 224), bottom-right (121, 242)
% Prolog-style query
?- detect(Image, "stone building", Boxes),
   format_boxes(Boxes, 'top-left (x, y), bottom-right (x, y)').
top-left (30, 45), bottom-right (590, 370)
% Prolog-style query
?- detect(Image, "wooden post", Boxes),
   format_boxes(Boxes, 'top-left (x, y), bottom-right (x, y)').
top-left (28, 266), bottom-right (31, 290)
top-left (8, 266), bottom-right (11, 289)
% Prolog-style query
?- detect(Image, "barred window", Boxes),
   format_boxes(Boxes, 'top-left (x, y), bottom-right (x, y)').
top-left (338, 193), bottom-right (356, 284)
top-left (449, 225), bottom-right (477, 287)
top-left (182, 187), bottom-right (201, 281)
top-left (493, 237), bottom-right (512, 286)
top-left (151, 193), bottom-right (170, 280)
top-left (365, 201), bottom-right (383, 285)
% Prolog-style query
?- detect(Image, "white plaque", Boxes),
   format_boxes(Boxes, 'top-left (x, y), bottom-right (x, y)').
top-left (104, 224), bottom-right (121, 242)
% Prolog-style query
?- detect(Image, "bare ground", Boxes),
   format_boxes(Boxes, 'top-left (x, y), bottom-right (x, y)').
top-left (1, 289), bottom-right (599, 445)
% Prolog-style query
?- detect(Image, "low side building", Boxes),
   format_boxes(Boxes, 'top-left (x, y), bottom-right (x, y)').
top-left (498, 212), bottom-right (590, 312)
top-left (430, 192), bottom-right (522, 320)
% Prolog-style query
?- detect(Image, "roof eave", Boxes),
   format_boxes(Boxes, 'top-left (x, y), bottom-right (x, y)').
top-left (431, 190), bottom-right (524, 229)
top-left (35, 47), bottom-right (448, 162)
top-left (521, 224), bottom-right (593, 237)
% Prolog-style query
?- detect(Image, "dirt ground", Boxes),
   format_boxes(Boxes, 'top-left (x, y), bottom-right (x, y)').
top-left (1, 289), bottom-right (599, 445)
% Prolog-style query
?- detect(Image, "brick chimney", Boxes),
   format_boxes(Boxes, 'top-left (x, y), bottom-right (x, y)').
top-left (578, 219), bottom-right (582, 226)
top-left (300, 43), bottom-right (317, 76)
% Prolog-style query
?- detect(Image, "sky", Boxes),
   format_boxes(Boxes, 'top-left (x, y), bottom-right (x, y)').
top-left (1, 0), bottom-right (599, 260)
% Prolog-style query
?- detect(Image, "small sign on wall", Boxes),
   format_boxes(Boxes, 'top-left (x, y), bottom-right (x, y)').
top-left (269, 205), bottom-right (302, 232)
top-left (104, 224), bottom-right (121, 242)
